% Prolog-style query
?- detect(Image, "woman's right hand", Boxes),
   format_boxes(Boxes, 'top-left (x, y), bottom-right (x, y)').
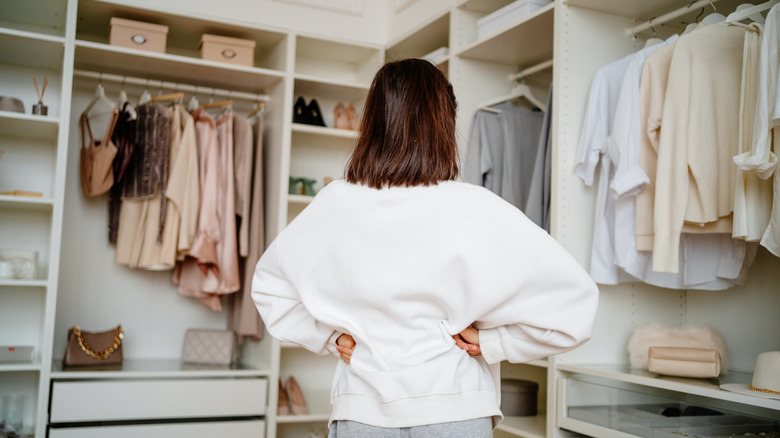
top-left (336, 334), bottom-right (356, 364)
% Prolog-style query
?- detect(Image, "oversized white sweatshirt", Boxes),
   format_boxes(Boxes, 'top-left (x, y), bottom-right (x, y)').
top-left (252, 180), bottom-right (598, 428)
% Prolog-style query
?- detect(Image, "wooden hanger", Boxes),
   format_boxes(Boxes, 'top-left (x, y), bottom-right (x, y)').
top-left (150, 92), bottom-right (185, 103)
top-left (249, 101), bottom-right (265, 118)
top-left (200, 99), bottom-right (233, 109)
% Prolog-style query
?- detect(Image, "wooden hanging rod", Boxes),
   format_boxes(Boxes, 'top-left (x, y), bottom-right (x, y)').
top-left (72, 70), bottom-right (269, 103)
top-left (626, 0), bottom-right (720, 36)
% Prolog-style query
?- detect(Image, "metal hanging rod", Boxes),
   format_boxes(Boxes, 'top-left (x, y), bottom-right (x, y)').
top-left (511, 59), bottom-right (553, 82)
top-left (626, 0), bottom-right (720, 37)
top-left (72, 69), bottom-right (269, 103)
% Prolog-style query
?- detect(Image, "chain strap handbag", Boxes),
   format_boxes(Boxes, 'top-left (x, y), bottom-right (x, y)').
top-left (181, 329), bottom-right (237, 365)
top-left (63, 325), bottom-right (124, 367)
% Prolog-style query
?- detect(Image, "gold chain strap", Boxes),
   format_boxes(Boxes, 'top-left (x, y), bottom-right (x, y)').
top-left (72, 325), bottom-right (123, 360)
top-left (750, 385), bottom-right (780, 395)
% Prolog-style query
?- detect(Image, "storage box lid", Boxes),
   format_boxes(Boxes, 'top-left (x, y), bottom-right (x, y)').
top-left (501, 379), bottom-right (539, 394)
top-left (110, 17), bottom-right (169, 34)
top-left (200, 34), bottom-right (257, 49)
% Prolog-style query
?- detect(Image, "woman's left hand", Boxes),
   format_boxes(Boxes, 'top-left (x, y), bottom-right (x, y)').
top-left (453, 326), bottom-right (481, 356)
top-left (336, 334), bottom-right (356, 364)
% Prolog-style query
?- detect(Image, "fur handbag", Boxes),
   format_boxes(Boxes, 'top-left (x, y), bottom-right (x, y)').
top-left (628, 324), bottom-right (728, 376)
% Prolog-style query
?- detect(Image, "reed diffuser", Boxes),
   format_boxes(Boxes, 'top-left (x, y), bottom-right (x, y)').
top-left (32, 76), bottom-right (48, 115)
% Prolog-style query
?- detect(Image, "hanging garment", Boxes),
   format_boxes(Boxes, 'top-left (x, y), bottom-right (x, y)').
top-left (120, 102), bottom-right (169, 203)
top-left (464, 101), bottom-right (545, 224)
top-left (114, 103), bottom-right (172, 268)
top-left (229, 114), bottom-right (265, 341)
top-left (464, 110), bottom-right (505, 195)
top-left (734, 22), bottom-right (773, 242)
top-left (653, 24), bottom-right (748, 273)
top-left (763, 5), bottom-right (780, 256)
top-left (79, 108), bottom-right (119, 198)
top-left (574, 52), bottom-right (635, 285)
top-left (202, 111), bottom-right (240, 295)
top-left (524, 89), bottom-right (553, 232)
top-left (595, 35), bottom-right (744, 290)
top-left (108, 102), bottom-right (138, 244)
top-left (233, 114), bottom-right (254, 257)
top-left (165, 105), bottom-right (200, 259)
top-left (175, 108), bottom-right (221, 309)
top-left (132, 103), bottom-right (198, 270)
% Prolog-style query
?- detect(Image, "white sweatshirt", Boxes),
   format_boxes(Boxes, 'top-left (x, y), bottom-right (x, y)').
top-left (252, 180), bottom-right (598, 428)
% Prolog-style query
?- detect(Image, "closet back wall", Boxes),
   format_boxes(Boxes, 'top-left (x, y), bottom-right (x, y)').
top-left (54, 79), bottom-right (229, 360)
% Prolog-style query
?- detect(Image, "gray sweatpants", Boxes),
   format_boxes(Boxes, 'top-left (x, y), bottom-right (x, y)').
top-left (328, 417), bottom-right (493, 438)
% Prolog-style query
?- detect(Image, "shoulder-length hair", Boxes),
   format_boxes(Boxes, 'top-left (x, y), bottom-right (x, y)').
top-left (345, 58), bottom-right (459, 188)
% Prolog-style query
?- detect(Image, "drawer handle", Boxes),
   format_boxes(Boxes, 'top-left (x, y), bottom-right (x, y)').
top-left (221, 48), bottom-right (237, 59)
top-left (131, 34), bottom-right (148, 45)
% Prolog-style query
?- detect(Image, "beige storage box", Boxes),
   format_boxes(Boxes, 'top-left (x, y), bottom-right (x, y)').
top-left (200, 34), bottom-right (256, 67)
top-left (110, 17), bottom-right (168, 53)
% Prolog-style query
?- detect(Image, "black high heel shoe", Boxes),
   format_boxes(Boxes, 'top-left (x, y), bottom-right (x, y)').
top-left (307, 98), bottom-right (326, 127)
top-left (293, 96), bottom-right (310, 124)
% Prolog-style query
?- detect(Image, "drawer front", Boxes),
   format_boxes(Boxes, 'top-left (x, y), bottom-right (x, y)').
top-left (50, 378), bottom-right (267, 422)
top-left (49, 419), bottom-right (265, 438)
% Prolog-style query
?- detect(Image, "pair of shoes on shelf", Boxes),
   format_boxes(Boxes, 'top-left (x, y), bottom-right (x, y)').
top-left (294, 96), bottom-right (326, 127)
top-left (278, 376), bottom-right (309, 416)
top-left (289, 176), bottom-right (317, 196)
top-left (334, 102), bottom-right (359, 130)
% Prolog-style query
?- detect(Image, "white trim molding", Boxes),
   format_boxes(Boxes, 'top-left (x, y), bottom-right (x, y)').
top-left (268, 0), bottom-right (364, 16)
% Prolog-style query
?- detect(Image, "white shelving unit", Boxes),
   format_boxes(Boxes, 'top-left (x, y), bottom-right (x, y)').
top-left (0, 0), bottom-right (74, 435)
top-left (6, 0), bottom-right (779, 436)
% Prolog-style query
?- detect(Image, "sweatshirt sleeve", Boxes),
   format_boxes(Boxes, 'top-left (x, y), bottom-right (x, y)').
top-left (252, 239), bottom-right (340, 356)
top-left (475, 236), bottom-right (599, 365)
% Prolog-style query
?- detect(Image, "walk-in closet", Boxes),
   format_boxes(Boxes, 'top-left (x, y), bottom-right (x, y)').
top-left (1, 1), bottom-right (778, 437)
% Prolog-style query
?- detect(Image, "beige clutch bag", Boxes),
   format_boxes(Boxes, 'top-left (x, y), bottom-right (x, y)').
top-left (181, 329), bottom-right (237, 365)
top-left (648, 346), bottom-right (721, 378)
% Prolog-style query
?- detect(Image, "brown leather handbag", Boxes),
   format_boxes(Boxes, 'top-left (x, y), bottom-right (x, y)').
top-left (80, 108), bottom-right (119, 197)
top-left (63, 325), bottom-right (124, 367)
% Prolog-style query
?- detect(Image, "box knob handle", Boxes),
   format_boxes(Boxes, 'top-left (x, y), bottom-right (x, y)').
top-left (131, 34), bottom-right (147, 45)
top-left (221, 48), bottom-right (237, 59)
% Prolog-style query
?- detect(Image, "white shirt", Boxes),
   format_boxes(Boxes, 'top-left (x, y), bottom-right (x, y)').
top-left (575, 53), bottom-right (635, 284)
top-left (252, 180), bottom-right (598, 428)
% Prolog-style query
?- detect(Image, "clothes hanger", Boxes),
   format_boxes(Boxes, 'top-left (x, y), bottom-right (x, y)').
top-left (117, 75), bottom-right (138, 121)
top-left (248, 100), bottom-right (265, 118)
top-left (150, 92), bottom-right (185, 103)
top-left (83, 74), bottom-right (117, 116)
top-left (138, 79), bottom-right (152, 105)
top-left (188, 86), bottom-right (201, 112)
top-left (478, 82), bottom-right (547, 113)
top-left (726, 0), bottom-right (778, 23)
top-left (700, 0), bottom-right (727, 23)
top-left (643, 21), bottom-right (664, 48)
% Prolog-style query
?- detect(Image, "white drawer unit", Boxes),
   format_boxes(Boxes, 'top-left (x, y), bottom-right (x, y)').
top-left (50, 377), bottom-right (267, 422)
top-left (49, 420), bottom-right (266, 438)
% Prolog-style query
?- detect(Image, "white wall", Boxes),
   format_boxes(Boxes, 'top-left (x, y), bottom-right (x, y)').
top-left (385, 0), bottom-right (455, 46)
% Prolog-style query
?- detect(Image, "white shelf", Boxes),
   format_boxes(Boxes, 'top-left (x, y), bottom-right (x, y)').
top-left (276, 413), bottom-right (330, 424)
top-left (456, 3), bottom-right (554, 67)
top-left (557, 364), bottom-right (780, 411)
top-left (0, 361), bottom-right (42, 372)
top-left (0, 0), bottom-right (68, 38)
top-left (0, 31), bottom-right (64, 71)
top-left (0, 112), bottom-right (60, 141)
top-left (287, 194), bottom-right (315, 205)
top-left (0, 279), bottom-right (48, 287)
top-left (0, 195), bottom-right (54, 212)
top-left (294, 74), bottom-right (371, 103)
top-left (496, 414), bottom-right (547, 438)
top-left (50, 359), bottom-right (272, 379)
top-left (386, 11), bottom-right (450, 61)
top-left (74, 40), bottom-right (285, 93)
top-left (292, 123), bottom-right (359, 139)
top-left (527, 359), bottom-right (548, 368)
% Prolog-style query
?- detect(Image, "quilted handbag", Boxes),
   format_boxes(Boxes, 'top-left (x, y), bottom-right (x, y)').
top-left (181, 329), bottom-right (238, 365)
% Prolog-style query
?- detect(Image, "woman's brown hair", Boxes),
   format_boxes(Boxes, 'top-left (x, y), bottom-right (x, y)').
top-left (345, 58), bottom-right (459, 188)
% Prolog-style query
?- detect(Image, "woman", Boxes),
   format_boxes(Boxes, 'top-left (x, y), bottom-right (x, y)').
top-left (252, 58), bottom-right (598, 437)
